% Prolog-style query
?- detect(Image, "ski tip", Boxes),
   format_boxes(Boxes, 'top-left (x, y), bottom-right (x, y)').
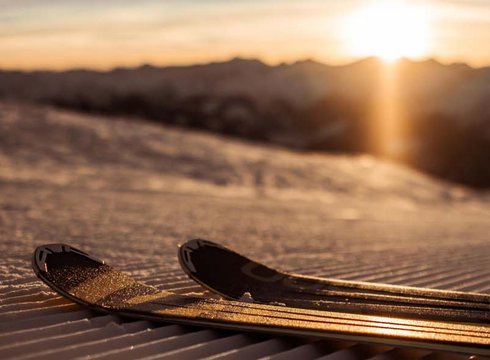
top-left (178, 239), bottom-right (226, 274)
top-left (32, 243), bottom-right (104, 278)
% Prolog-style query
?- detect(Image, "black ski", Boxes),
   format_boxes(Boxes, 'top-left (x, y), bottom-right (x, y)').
top-left (178, 239), bottom-right (490, 323)
top-left (31, 243), bottom-right (490, 356)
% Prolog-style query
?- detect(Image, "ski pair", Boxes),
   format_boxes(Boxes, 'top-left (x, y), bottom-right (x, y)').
top-left (32, 243), bottom-right (490, 355)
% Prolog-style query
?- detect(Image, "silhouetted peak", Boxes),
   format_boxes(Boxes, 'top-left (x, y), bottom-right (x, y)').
top-left (398, 58), bottom-right (473, 74)
top-left (229, 57), bottom-right (264, 65)
top-left (138, 63), bottom-right (158, 70)
top-left (345, 56), bottom-right (383, 69)
top-left (209, 57), bottom-right (268, 69)
top-left (292, 58), bottom-right (326, 66)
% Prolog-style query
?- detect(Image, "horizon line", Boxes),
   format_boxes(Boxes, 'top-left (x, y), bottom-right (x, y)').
top-left (1, 55), bottom-right (488, 73)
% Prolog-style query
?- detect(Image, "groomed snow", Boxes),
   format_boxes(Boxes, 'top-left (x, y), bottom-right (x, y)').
top-left (1, 102), bottom-right (489, 359)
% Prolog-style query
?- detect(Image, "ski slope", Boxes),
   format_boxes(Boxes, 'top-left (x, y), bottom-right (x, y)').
top-left (1, 102), bottom-right (489, 359)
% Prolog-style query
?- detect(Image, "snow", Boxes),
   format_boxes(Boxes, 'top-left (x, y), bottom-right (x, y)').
top-left (0, 101), bottom-right (489, 358)
top-left (238, 292), bottom-right (255, 303)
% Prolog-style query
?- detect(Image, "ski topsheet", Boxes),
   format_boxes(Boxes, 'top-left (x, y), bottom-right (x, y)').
top-left (32, 244), bottom-right (490, 356)
top-left (178, 239), bottom-right (490, 323)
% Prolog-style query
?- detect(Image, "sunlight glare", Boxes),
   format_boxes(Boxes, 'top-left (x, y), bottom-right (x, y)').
top-left (342, 1), bottom-right (430, 62)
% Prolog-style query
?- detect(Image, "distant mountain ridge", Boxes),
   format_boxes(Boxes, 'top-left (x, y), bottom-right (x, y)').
top-left (1, 57), bottom-right (489, 187)
top-left (0, 57), bottom-right (488, 123)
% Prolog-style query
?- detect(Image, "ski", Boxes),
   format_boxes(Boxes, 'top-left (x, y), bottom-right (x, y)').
top-left (178, 239), bottom-right (490, 323)
top-left (32, 243), bottom-right (490, 355)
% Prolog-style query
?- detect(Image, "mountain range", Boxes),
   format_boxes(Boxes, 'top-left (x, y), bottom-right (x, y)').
top-left (1, 57), bottom-right (489, 187)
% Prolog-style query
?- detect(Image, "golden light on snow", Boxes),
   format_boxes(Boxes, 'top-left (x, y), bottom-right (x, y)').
top-left (342, 0), bottom-right (431, 62)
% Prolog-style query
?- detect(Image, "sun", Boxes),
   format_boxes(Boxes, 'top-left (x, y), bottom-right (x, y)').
top-left (342, 1), bottom-right (430, 62)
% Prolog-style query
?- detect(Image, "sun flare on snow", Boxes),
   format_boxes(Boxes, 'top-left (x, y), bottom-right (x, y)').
top-left (342, 1), bottom-right (431, 62)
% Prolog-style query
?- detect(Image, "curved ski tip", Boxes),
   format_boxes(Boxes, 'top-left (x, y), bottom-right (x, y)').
top-left (32, 243), bottom-right (104, 276)
top-left (178, 239), bottom-right (226, 274)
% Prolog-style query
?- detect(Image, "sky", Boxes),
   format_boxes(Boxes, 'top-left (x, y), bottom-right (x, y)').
top-left (1, 0), bottom-right (490, 70)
